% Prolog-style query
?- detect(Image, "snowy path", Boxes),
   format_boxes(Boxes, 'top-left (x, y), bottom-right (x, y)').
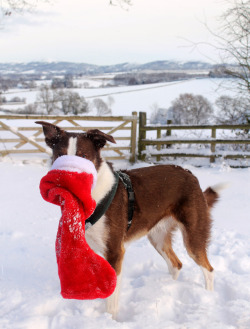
top-left (0, 161), bottom-right (250, 329)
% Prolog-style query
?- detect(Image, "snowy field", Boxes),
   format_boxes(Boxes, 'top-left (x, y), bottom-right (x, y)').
top-left (1, 78), bottom-right (234, 117)
top-left (0, 159), bottom-right (250, 329)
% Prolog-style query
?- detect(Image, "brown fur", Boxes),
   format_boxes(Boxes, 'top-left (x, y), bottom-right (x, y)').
top-left (104, 165), bottom-right (215, 274)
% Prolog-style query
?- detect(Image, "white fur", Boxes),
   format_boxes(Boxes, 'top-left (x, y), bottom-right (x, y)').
top-left (85, 160), bottom-right (116, 256)
top-left (161, 253), bottom-right (180, 280)
top-left (211, 182), bottom-right (230, 194)
top-left (148, 217), bottom-right (181, 280)
top-left (67, 137), bottom-right (77, 156)
top-left (91, 160), bottom-right (116, 204)
top-left (85, 215), bottom-right (109, 255)
top-left (201, 266), bottom-right (214, 291)
top-left (106, 272), bottom-right (122, 319)
top-left (148, 218), bottom-right (174, 250)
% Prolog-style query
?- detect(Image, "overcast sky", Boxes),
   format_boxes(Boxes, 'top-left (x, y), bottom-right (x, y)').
top-left (0, 0), bottom-right (229, 65)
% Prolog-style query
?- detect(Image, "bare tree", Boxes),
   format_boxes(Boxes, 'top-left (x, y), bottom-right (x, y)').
top-left (171, 93), bottom-right (214, 125)
top-left (197, 0), bottom-right (250, 96)
top-left (109, 0), bottom-right (131, 7)
top-left (55, 89), bottom-right (89, 115)
top-left (18, 103), bottom-right (39, 114)
top-left (217, 0), bottom-right (250, 95)
top-left (1, 0), bottom-right (130, 16)
top-left (37, 85), bottom-right (58, 114)
top-left (150, 103), bottom-right (168, 124)
top-left (107, 96), bottom-right (115, 109)
top-left (1, 0), bottom-right (49, 15)
top-left (215, 95), bottom-right (249, 124)
top-left (185, 1), bottom-right (249, 96)
top-left (93, 98), bottom-right (112, 116)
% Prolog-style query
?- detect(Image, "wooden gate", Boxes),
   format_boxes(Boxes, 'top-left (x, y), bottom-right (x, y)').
top-left (0, 113), bottom-right (137, 162)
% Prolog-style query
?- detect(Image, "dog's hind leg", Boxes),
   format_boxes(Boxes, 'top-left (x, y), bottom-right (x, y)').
top-left (173, 199), bottom-right (214, 291)
top-left (181, 228), bottom-right (214, 290)
top-left (148, 218), bottom-right (182, 280)
top-left (184, 238), bottom-right (214, 291)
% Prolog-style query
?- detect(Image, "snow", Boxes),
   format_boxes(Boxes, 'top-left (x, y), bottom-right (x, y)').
top-left (0, 160), bottom-right (250, 329)
top-left (72, 78), bottom-right (235, 117)
top-left (0, 78), bottom-right (235, 117)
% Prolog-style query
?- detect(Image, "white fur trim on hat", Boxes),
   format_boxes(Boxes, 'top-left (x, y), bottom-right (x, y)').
top-left (51, 155), bottom-right (97, 189)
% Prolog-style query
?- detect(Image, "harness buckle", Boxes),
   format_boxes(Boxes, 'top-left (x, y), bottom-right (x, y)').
top-left (128, 191), bottom-right (135, 201)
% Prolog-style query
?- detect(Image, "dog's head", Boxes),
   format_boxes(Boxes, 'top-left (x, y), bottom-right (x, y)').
top-left (36, 121), bottom-right (116, 169)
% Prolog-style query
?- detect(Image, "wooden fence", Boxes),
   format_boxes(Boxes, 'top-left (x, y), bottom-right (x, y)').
top-left (0, 113), bottom-right (137, 162)
top-left (138, 112), bottom-right (250, 163)
top-left (1, 112), bottom-right (250, 164)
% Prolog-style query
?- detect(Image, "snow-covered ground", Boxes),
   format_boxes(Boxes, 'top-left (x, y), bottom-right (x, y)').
top-left (1, 78), bottom-right (234, 117)
top-left (0, 159), bottom-right (250, 329)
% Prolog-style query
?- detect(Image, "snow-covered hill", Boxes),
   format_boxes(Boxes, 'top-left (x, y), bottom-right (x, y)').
top-left (0, 160), bottom-right (249, 329)
top-left (0, 60), bottom-right (213, 75)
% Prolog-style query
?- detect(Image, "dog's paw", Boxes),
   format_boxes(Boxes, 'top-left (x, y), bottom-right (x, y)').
top-left (170, 267), bottom-right (181, 280)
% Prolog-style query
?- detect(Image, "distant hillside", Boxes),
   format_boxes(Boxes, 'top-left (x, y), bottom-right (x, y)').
top-left (0, 60), bottom-right (213, 76)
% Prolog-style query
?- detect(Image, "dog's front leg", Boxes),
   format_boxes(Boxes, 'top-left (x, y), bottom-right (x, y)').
top-left (105, 246), bottom-right (125, 319)
top-left (106, 270), bottom-right (123, 319)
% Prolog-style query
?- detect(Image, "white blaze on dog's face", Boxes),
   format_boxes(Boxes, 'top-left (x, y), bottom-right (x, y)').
top-left (35, 121), bottom-right (116, 170)
top-left (67, 137), bottom-right (77, 156)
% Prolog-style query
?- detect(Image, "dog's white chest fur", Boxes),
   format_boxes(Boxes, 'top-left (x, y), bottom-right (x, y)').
top-left (85, 161), bottom-right (115, 255)
top-left (85, 215), bottom-right (108, 255)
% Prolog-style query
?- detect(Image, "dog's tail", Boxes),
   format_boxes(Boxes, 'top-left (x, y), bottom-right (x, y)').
top-left (203, 183), bottom-right (229, 210)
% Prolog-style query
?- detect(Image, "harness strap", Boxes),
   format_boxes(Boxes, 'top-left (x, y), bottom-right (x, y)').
top-left (85, 172), bottom-right (119, 230)
top-left (85, 171), bottom-right (135, 231)
top-left (117, 171), bottom-right (135, 230)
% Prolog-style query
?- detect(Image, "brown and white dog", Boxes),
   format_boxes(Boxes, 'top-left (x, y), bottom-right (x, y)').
top-left (37, 121), bottom-right (220, 318)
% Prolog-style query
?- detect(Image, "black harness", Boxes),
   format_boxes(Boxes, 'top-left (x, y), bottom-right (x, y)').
top-left (85, 171), bottom-right (135, 231)
top-left (117, 171), bottom-right (135, 230)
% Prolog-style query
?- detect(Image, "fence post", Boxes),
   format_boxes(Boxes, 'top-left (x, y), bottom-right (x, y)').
top-left (138, 112), bottom-right (147, 161)
top-left (166, 119), bottom-right (172, 148)
top-left (210, 127), bottom-right (216, 163)
top-left (156, 128), bottom-right (161, 161)
top-left (130, 111), bottom-right (137, 163)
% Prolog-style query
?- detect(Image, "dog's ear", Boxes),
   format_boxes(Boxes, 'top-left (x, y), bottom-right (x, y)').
top-left (35, 121), bottom-right (64, 149)
top-left (86, 129), bottom-right (116, 149)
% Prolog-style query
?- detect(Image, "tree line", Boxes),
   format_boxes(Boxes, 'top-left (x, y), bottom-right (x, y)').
top-left (150, 93), bottom-right (250, 125)
top-left (15, 85), bottom-right (114, 116)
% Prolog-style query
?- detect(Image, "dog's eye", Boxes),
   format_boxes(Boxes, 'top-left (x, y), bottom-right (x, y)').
top-left (82, 154), bottom-right (86, 158)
